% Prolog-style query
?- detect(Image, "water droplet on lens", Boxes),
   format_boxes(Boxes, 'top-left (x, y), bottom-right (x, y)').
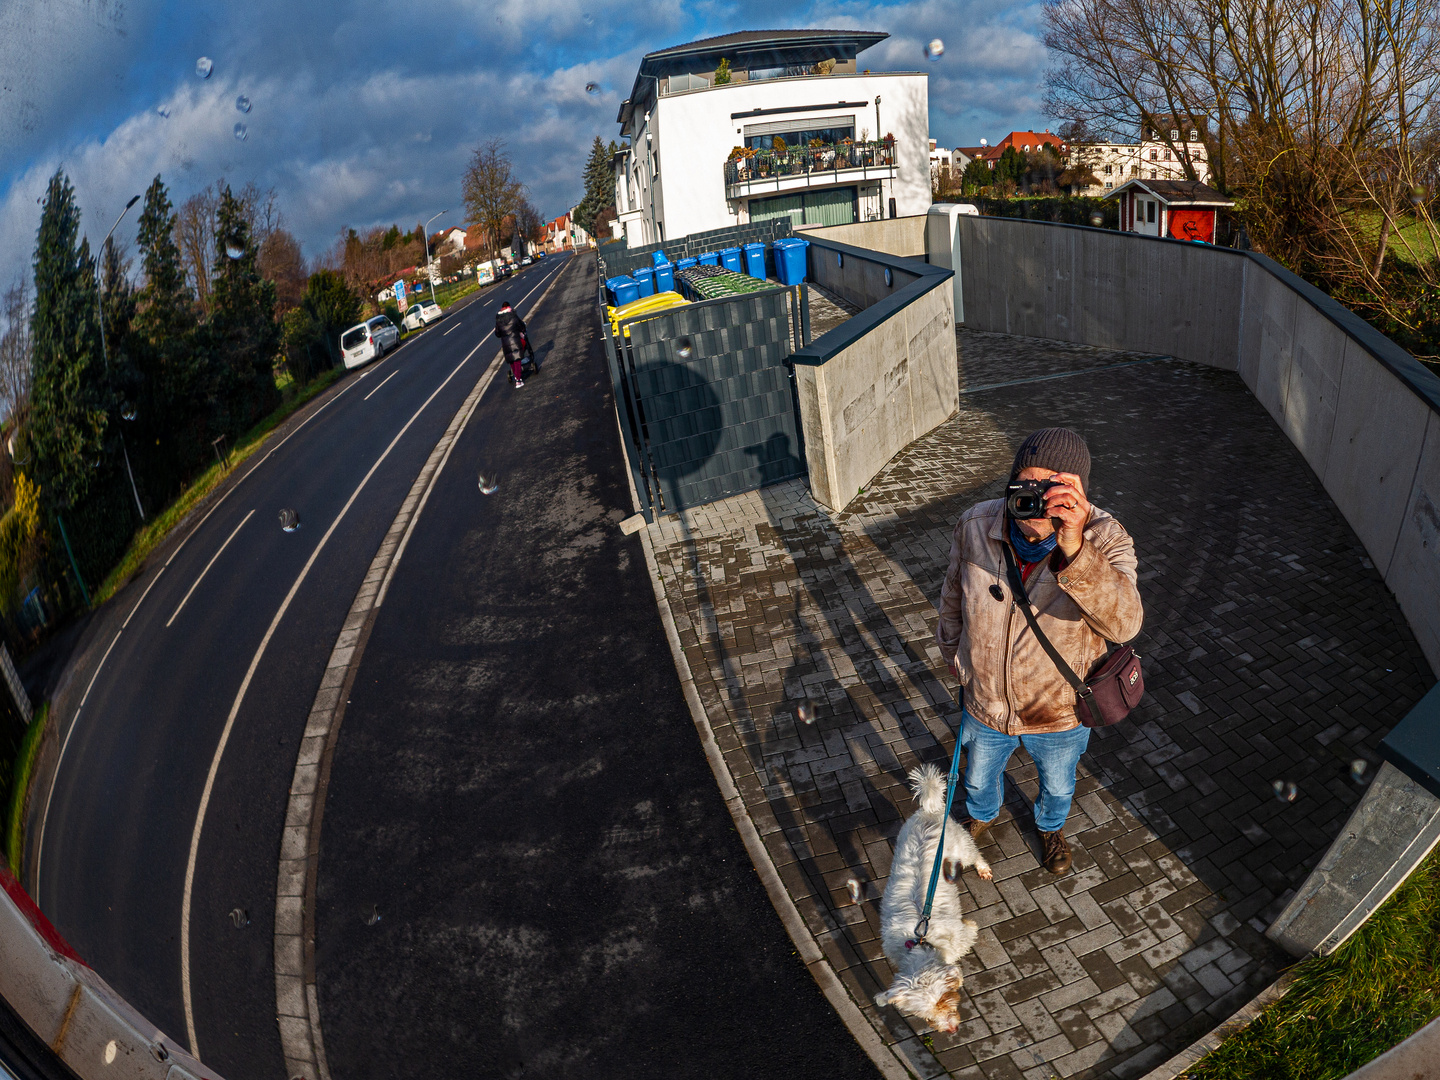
top-left (1271, 779), bottom-right (1285, 800)
top-left (278, 508), bottom-right (300, 532)
top-left (120, 401), bottom-right (137, 421)
top-left (157, 106), bottom-right (170, 118)
top-left (924, 38), bottom-right (945, 61)
top-left (1273, 780), bottom-right (1297, 803)
top-left (236, 94), bottom-right (251, 113)
top-left (228, 907), bottom-right (249, 928)
top-left (675, 336), bottom-right (694, 359)
top-left (1411, 185), bottom-right (1428, 206)
top-left (1350, 759), bottom-right (1368, 783)
top-left (366, 904), bottom-right (381, 925)
top-left (586, 82), bottom-right (600, 95)
top-left (583, 11), bottom-right (594, 23)
top-left (233, 122), bottom-right (247, 141)
top-left (196, 57), bottom-right (213, 79)
top-left (1089, 211), bottom-right (1104, 227)
top-left (846, 878), bottom-right (861, 904)
top-left (479, 473), bottom-right (499, 495)
top-left (796, 698), bottom-right (816, 725)
top-left (225, 243), bottom-right (244, 259)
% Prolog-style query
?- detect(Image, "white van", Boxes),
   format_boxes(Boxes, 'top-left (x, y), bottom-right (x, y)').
top-left (340, 315), bottom-right (400, 369)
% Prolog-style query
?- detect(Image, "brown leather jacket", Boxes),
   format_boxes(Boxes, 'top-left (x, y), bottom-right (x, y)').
top-left (935, 499), bottom-right (1144, 735)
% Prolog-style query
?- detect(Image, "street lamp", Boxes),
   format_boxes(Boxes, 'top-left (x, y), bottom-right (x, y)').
top-left (96, 193), bottom-right (146, 521)
top-left (423, 209), bottom-right (446, 305)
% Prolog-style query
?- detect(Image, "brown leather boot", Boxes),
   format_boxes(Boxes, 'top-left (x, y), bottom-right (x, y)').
top-left (1040, 830), bottom-right (1072, 875)
top-left (959, 816), bottom-right (992, 843)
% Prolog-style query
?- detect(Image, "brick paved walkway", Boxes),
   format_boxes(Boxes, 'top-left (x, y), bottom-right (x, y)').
top-left (644, 329), bottom-right (1435, 1079)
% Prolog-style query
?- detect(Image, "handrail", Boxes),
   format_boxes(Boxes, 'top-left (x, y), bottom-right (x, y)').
top-left (724, 141), bottom-right (897, 188)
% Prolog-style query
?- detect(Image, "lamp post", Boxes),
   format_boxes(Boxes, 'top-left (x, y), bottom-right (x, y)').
top-left (423, 209), bottom-right (446, 305)
top-left (96, 193), bottom-right (146, 521)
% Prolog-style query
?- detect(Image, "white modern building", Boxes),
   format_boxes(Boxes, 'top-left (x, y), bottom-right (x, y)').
top-left (612, 30), bottom-right (931, 246)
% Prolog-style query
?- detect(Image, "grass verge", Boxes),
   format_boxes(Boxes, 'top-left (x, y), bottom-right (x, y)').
top-left (91, 366), bottom-right (345, 607)
top-left (5, 703), bottom-right (48, 874)
top-left (1186, 847), bottom-right (1440, 1080)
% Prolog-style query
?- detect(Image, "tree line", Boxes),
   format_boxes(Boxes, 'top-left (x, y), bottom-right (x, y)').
top-left (0, 169), bottom-right (365, 625)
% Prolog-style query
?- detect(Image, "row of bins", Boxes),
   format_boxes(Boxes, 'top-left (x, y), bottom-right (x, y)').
top-left (605, 238), bottom-right (809, 305)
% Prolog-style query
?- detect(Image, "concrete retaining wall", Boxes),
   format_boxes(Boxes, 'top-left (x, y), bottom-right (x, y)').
top-left (951, 215), bottom-right (1440, 675)
top-left (797, 215), bottom-right (928, 259)
top-left (792, 236), bottom-right (957, 510)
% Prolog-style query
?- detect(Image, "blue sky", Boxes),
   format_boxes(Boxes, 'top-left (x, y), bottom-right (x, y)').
top-left (0, 0), bottom-right (1051, 302)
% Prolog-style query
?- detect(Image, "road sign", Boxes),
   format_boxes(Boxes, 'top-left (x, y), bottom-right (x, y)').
top-left (394, 280), bottom-right (406, 309)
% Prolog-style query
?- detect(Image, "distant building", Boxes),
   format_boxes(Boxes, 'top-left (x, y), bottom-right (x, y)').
top-left (929, 138), bottom-right (953, 187)
top-left (612, 29), bottom-right (932, 245)
top-left (1068, 117), bottom-right (1212, 194)
top-left (972, 130), bottom-right (1067, 171)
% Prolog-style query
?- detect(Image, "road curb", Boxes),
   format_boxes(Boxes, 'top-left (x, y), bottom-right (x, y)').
top-left (272, 257), bottom-right (574, 1080)
top-left (1135, 970), bottom-right (1298, 1080)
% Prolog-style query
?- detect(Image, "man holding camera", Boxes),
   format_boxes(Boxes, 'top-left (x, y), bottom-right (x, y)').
top-left (935, 428), bottom-right (1143, 874)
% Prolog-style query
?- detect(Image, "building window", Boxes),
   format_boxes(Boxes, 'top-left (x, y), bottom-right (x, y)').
top-left (1149, 149), bottom-right (1158, 160)
top-left (1149, 170), bottom-right (1157, 179)
top-left (1169, 128), bottom-right (1179, 140)
top-left (1189, 128), bottom-right (1199, 141)
top-left (1103, 164), bottom-right (1113, 174)
top-left (653, 151), bottom-right (659, 177)
top-left (1104, 182), bottom-right (1113, 189)
top-left (1164, 149), bottom-right (1172, 161)
top-left (1131, 165), bottom-right (1138, 174)
top-left (1023, 143), bottom-right (1030, 152)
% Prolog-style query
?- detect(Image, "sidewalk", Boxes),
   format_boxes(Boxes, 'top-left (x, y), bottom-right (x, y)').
top-left (642, 329), bottom-right (1434, 1079)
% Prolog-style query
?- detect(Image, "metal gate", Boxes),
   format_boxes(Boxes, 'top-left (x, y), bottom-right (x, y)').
top-left (603, 286), bottom-right (811, 517)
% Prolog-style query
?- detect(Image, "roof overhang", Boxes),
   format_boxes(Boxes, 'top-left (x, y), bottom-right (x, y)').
top-left (1101, 177), bottom-right (1234, 207)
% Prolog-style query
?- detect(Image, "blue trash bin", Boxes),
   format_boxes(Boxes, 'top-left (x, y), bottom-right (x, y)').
top-left (743, 242), bottom-right (766, 279)
top-left (651, 250), bottom-right (669, 266)
top-left (633, 266), bottom-right (656, 298)
top-left (677, 256), bottom-right (698, 271)
top-left (698, 251), bottom-right (720, 266)
top-left (653, 262), bottom-right (675, 292)
top-left (773, 238), bottom-right (810, 286)
top-left (606, 275), bottom-right (640, 306)
top-left (719, 246), bottom-right (742, 272)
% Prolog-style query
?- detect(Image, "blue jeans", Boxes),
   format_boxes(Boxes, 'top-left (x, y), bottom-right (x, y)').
top-left (960, 711), bottom-right (1091, 832)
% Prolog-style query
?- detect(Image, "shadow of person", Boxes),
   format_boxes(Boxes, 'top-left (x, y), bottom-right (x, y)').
top-left (628, 359), bottom-right (724, 512)
top-left (742, 432), bottom-right (805, 488)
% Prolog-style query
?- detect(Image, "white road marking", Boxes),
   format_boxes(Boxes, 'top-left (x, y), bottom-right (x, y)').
top-left (442, 321), bottom-right (460, 335)
top-left (362, 370), bottom-right (399, 401)
top-left (179, 328), bottom-right (503, 1058)
top-left (165, 510), bottom-right (255, 628)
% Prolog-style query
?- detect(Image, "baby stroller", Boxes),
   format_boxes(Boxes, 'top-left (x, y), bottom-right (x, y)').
top-left (506, 332), bottom-right (538, 386)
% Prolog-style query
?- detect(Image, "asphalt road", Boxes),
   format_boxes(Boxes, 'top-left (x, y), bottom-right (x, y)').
top-left (314, 256), bottom-right (878, 1079)
top-left (30, 255), bottom-right (571, 1078)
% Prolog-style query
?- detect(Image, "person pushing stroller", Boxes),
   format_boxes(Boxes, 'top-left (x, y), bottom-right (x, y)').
top-left (495, 301), bottom-right (535, 388)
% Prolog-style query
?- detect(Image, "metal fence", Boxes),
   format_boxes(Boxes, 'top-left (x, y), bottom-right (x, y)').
top-left (601, 284), bottom-right (811, 518)
top-left (723, 140), bottom-right (897, 189)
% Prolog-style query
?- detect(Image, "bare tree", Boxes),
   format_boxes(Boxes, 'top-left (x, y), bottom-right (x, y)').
top-left (1044, 0), bottom-right (1440, 338)
top-left (0, 275), bottom-right (31, 423)
top-left (259, 228), bottom-right (307, 313)
top-left (175, 185), bottom-right (219, 314)
top-left (463, 138), bottom-right (527, 261)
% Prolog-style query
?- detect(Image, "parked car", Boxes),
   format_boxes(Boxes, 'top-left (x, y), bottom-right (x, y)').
top-left (402, 300), bottom-right (443, 331)
top-left (340, 315), bottom-right (400, 369)
top-left (521, 256), bottom-right (534, 266)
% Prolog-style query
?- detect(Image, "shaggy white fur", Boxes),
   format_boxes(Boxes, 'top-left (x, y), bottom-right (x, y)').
top-left (873, 763), bottom-right (993, 1034)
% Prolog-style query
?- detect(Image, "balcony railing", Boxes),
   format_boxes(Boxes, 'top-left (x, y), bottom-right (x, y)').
top-left (724, 141), bottom-right (897, 188)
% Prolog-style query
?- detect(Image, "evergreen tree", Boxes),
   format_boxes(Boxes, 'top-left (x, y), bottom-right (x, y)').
top-left (133, 174), bottom-right (204, 499)
top-left (29, 170), bottom-right (106, 513)
top-left (574, 135), bottom-right (614, 237)
top-left (204, 185), bottom-right (280, 434)
top-left (300, 269), bottom-right (359, 371)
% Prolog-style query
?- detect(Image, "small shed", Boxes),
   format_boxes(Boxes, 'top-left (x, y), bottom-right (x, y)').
top-left (1104, 179), bottom-right (1234, 243)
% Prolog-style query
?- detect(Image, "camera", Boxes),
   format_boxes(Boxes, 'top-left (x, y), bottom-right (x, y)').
top-left (1006, 478), bottom-right (1060, 520)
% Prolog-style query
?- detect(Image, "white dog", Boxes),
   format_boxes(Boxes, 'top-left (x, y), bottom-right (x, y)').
top-left (874, 764), bottom-right (993, 1033)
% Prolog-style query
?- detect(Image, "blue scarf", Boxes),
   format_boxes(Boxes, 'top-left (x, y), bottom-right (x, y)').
top-left (1009, 518), bottom-right (1058, 564)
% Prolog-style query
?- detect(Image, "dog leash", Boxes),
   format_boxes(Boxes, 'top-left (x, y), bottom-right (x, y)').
top-left (909, 689), bottom-right (965, 951)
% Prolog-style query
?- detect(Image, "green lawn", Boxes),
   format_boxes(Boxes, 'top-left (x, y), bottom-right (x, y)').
top-left (6, 703), bottom-right (47, 874)
top-left (1187, 848), bottom-right (1440, 1079)
top-left (91, 366), bottom-right (344, 607)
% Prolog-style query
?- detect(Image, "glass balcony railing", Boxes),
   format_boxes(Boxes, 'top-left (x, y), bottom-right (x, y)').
top-left (724, 141), bottom-right (897, 188)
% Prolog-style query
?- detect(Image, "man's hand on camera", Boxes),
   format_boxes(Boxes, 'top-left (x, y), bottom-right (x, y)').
top-left (1043, 471), bottom-right (1090, 561)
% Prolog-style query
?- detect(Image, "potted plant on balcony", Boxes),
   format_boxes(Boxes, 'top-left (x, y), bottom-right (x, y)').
top-left (727, 145), bottom-right (755, 179)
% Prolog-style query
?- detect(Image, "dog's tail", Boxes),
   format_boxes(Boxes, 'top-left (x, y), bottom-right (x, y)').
top-left (907, 763), bottom-right (948, 816)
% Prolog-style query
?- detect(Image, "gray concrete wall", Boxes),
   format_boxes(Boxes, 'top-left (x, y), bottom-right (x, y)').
top-left (795, 282), bottom-right (957, 510)
top-left (807, 239), bottom-right (927, 313)
top-left (798, 215), bottom-right (928, 258)
top-left (950, 215), bottom-right (1440, 675)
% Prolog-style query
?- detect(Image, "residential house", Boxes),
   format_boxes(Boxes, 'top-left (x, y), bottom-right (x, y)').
top-left (612, 29), bottom-right (931, 245)
top-left (929, 138), bottom-right (953, 188)
top-left (1068, 118), bottom-right (1212, 194)
top-left (973, 130), bottom-right (1067, 171)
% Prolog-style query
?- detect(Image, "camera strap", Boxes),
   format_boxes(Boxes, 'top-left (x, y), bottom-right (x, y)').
top-left (1000, 543), bottom-right (1100, 724)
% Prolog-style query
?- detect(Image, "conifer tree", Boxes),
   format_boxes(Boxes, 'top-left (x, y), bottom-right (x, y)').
top-left (29, 170), bottom-right (107, 513)
top-left (205, 184), bottom-right (280, 433)
top-left (574, 135), bottom-right (614, 236)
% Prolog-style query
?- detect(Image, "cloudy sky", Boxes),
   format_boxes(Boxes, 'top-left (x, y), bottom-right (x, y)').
top-left (0, 0), bottom-right (1050, 300)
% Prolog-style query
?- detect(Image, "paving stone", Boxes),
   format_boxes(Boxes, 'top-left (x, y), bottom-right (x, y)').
top-left (642, 329), bottom-right (1434, 1080)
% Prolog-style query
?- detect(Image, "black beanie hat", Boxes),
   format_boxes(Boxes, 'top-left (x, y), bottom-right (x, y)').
top-left (1011, 428), bottom-right (1091, 491)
